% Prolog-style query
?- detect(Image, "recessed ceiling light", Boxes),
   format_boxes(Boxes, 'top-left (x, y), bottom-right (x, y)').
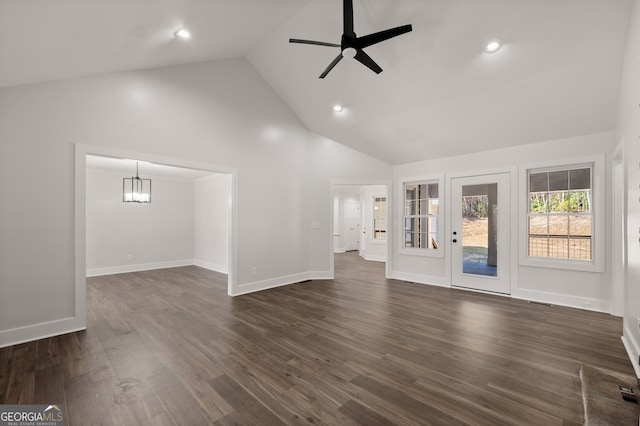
top-left (174, 28), bottom-right (191, 39)
top-left (333, 105), bottom-right (344, 112)
top-left (485, 40), bottom-right (502, 53)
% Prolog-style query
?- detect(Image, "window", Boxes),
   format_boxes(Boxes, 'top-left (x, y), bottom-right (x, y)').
top-left (404, 181), bottom-right (439, 249)
top-left (527, 166), bottom-right (592, 261)
top-left (373, 196), bottom-right (387, 240)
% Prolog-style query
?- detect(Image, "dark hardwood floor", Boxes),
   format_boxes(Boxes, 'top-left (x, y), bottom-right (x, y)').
top-left (0, 252), bottom-right (637, 425)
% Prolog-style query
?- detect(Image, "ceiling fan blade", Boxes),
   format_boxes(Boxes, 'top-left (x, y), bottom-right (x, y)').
top-left (354, 49), bottom-right (383, 74)
top-left (289, 39), bottom-right (340, 47)
top-left (357, 24), bottom-right (413, 49)
top-left (344, 0), bottom-right (355, 36)
top-left (319, 54), bottom-right (344, 79)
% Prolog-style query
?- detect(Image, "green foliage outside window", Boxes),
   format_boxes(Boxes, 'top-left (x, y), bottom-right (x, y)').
top-left (529, 191), bottom-right (591, 213)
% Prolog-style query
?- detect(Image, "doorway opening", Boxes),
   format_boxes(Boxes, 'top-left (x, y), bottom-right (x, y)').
top-left (74, 144), bottom-right (238, 331)
top-left (85, 155), bottom-right (230, 278)
top-left (330, 181), bottom-right (391, 280)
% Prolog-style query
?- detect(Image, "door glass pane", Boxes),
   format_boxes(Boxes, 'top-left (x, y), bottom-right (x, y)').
top-left (428, 199), bottom-right (439, 215)
top-left (373, 197), bottom-right (387, 240)
top-left (462, 183), bottom-right (497, 277)
top-left (418, 232), bottom-right (428, 249)
top-left (428, 183), bottom-right (439, 198)
top-left (404, 231), bottom-right (416, 248)
top-left (429, 233), bottom-right (439, 249)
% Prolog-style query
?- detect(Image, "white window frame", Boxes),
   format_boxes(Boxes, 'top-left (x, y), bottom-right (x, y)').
top-left (399, 175), bottom-right (444, 258)
top-left (371, 195), bottom-right (387, 244)
top-left (518, 155), bottom-right (604, 272)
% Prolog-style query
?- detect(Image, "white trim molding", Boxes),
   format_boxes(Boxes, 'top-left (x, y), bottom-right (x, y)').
top-left (518, 154), bottom-right (605, 273)
top-left (622, 325), bottom-right (640, 379)
top-left (397, 174), bottom-right (445, 259)
top-left (361, 253), bottom-right (386, 262)
top-left (0, 317), bottom-right (85, 349)
top-left (233, 272), bottom-right (313, 296)
top-left (388, 271), bottom-right (450, 288)
top-left (194, 259), bottom-right (228, 274)
top-left (87, 259), bottom-right (196, 277)
top-left (512, 288), bottom-right (611, 313)
top-left (232, 270), bottom-right (335, 297)
top-left (308, 271), bottom-right (333, 280)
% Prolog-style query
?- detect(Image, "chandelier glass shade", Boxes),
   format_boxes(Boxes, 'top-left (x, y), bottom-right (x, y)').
top-left (123, 162), bottom-right (151, 203)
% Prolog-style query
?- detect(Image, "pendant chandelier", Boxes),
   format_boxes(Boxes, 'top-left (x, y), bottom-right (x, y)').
top-left (123, 162), bottom-right (151, 203)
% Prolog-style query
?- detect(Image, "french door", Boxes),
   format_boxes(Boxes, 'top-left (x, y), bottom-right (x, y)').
top-left (451, 173), bottom-right (511, 294)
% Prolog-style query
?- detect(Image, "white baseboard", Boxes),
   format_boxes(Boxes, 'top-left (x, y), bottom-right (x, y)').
top-left (361, 253), bottom-right (386, 262)
top-left (386, 273), bottom-right (612, 314)
top-left (193, 259), bottom-right (228, 274)
top-left (511, 288), bottom-right (611, 313)
top-left (308, 271), bottom-right (333, 280)
top-left (233, 272), bottom-right (313, 296)
top-left (333, 248), bottom-right (346, 253)
top-left (0, 317), bottom-right (86, 349)
top-left (622, 324), bottom-right (640, 379)
top-left (86, 259), bottom-right (195, 277)
top-left (388, 271), bottom-right (450, 288)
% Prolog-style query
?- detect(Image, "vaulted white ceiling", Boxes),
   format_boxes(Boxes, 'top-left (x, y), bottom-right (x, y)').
top-left (0, 0), bottom-right (632, 164)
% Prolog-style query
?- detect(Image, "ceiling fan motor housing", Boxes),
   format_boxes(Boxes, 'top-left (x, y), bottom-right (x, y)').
top-left (289, 0), bottom-right (412, 78)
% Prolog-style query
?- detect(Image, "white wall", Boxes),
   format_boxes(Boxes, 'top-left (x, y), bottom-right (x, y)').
top-left (392, 131), bottom-right (616, 311)
top-left (86, 168), bottom-right (195, 276)
top-left (0, 57), bottom-right (391, 346)
top-left (616, 0), bottom-right (640, 380)
top-left (194, 174), bottom-right (229, 273)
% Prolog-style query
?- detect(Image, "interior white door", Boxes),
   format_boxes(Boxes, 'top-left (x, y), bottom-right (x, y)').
top-left (451, 173), bottom-right (511, 294)
top-left (344, 201), bottom-right (360, 251)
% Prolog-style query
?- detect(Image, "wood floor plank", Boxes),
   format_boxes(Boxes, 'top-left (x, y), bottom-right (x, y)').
top-left (4, 342), bottom-right (37, 404)
top-left (147, 368), bottom-right (214, 425)
top-left (104, 347), bottom-right (168, 424)
top-left (33, 365), bottom-right (66, 405)
top-left (279, 382), bottom-right (361, 426)
top-left (0, 345), bottom-right (14, 403)
top-left (414, 370), bottom-right (566, 425)
top-left (64, 371), bottom-right (124, 426)
top-left (338, 399), bottom-right (398, 426)
top-left (34, 337), bottom-right (61, 372)
top-left (1, 254), bottom-right (637, 424)
top-left (209, 373), bottom-right (285, 425)
top-left (346, 375), bottom-right (469, 426)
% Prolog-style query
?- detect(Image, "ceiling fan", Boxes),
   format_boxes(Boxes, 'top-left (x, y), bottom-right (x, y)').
top-left (290, 0), bottom-right (413, 78)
